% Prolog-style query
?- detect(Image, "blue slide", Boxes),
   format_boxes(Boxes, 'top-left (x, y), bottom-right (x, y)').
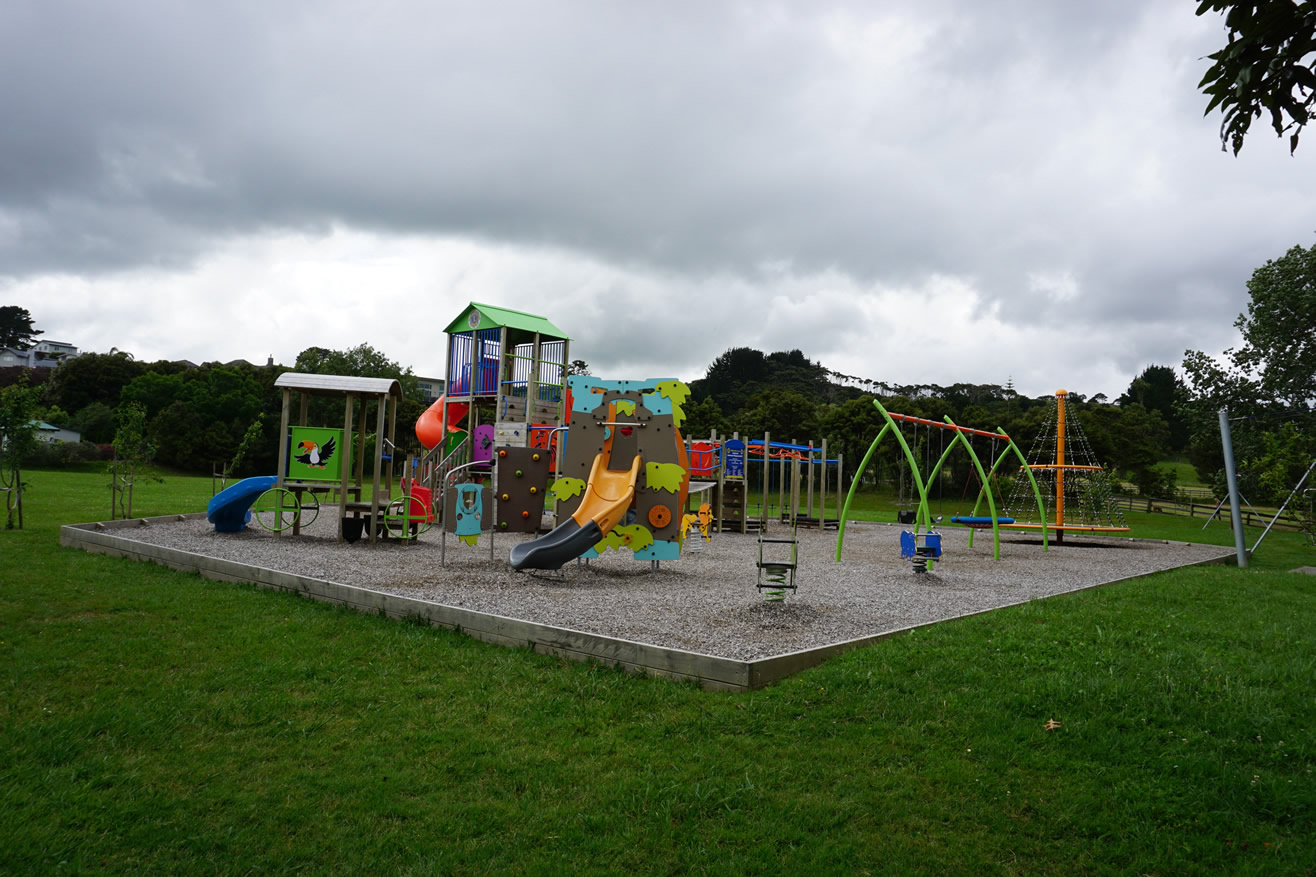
top-left (207, 476), bottom-right (278, 532)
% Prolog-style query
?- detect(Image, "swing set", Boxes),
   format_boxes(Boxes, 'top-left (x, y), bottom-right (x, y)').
top-left (835, 399), bottom-right (1050, 562)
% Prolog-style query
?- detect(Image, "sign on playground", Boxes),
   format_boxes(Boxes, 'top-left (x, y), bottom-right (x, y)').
top-left (286, 427), bottom-right (347, 482)
top-left (724, 439), bottom-right (746, 480)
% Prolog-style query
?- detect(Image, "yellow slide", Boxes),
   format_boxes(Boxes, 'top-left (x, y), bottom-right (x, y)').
top-left (508, 451), bottom-right (641, 571)
top-left (572, 452), bottom-right (642, 534)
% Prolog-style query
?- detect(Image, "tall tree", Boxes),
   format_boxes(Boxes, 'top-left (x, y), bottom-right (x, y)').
top-left (47, 351), bottom-right (147, 414)
top-left (0, 306), bottom-right (42, 349)
top-left (293, 343), bottom-right (426, 439)
top-left (0, 376), bottom-right (41, 528)
top-left (1230, 242), bottom-right (1316, 406)
top-left (1181, 241), bottom-right (1316, 489)
top-left (1117, 365), bottom-right (1190, 453)
top-left (734, 389), bottom-right (819, 444)
top-left (1197, 0), bottom-right (1316, 154)
top-left (1183, 242), bottom-right (1316, 408)
top-left (680, 396), bottom-right (731, 440)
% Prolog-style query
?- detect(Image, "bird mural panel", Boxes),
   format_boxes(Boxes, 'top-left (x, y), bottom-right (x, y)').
top-left (294, 437), bottom-right (336, 469)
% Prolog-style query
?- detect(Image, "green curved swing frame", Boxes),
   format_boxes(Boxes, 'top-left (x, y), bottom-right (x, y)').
top-left (835, 399), bottom-right (1049, 562)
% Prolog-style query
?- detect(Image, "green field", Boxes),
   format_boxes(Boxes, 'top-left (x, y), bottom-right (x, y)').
top-left (1158, 459), bottom-right (1208, 488)
top-left (2, 468), bottom-right (1314, 873)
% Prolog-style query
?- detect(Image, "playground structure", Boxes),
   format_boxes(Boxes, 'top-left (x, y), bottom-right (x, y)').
top-left (274, 373), bottom-right (405, 543)
top-left (198, 302), bottom-right (1127, 584)
top-left (1001, 389), bottom-right (1130, 542)
top-left (510, 375), bottom-right (692, 571)
top-left (206, 374), bottom-right (410, 543)
top-left (415, 303), bottom-right (570, 484)
top-left (687, 434), bottom-right (844, 534)
top-left (835, 399), bottom-right (1050, 563)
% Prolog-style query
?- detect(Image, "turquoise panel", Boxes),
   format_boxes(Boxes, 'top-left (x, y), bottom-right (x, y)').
top-left (634, 540), bottom-right (682, 561)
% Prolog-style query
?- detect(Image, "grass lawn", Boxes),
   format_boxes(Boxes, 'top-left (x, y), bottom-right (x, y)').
top-left (2, 468), bottom-right (1314, 873)
top-left (1158, 459), bottom-right (1208, 488)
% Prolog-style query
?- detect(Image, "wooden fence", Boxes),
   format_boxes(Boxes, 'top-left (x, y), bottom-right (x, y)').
top-left (1112, 494), bottom-right (1306, 531)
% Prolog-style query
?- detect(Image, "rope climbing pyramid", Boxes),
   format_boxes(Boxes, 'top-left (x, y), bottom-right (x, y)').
top-left (1003, 389), bottom-right (1129, 542)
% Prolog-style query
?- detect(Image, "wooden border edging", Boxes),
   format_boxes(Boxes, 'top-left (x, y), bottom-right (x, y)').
top-left (60, 517), bottom-right (755, 690)
top-left (59, 516), bottom-right (1235, 692)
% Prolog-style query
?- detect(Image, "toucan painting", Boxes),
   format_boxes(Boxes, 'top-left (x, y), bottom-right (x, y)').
top-left (294, 437), bottom-right (336, 469)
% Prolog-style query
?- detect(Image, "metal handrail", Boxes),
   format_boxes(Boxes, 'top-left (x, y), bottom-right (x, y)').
top-left (440, 458), bottom-right (498, 567)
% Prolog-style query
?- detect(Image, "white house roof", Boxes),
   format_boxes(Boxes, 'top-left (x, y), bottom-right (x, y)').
top-left (274, 373), bottom-right (402, 398)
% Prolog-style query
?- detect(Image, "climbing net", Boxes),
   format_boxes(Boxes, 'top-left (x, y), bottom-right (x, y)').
top-left (1004, 392), bottom-right (1128, 532)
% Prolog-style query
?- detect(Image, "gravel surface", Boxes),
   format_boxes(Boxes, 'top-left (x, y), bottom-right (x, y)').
top-left (110, 509), bottom-right (1229, 661)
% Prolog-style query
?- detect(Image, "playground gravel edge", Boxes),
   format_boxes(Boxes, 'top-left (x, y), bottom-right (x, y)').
top-left (73, 510), bottom-right (1233, 667)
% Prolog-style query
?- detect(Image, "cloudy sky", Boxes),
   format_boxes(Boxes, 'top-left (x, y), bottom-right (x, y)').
top-left (3, 0), bottom-right (1312, 400)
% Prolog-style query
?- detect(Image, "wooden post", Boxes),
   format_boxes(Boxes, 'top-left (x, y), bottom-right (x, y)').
top-left (819, 438), bottom-right (827, 529)
top-left (806, 440), bottom-right (815, 525)
top-left (275, 387), bottom-right (293, 538)
top-left (768, 439), bottom-right (779, 521)
top-left (836, 452), bottom-right (843, 528)
top-left (713, 429), bottom-right (724, 533)
top-left (371, 391), bottom-right (388, 543)
top-left (386, 392), bottom-right (398, 496)
top-left (339, 394), bottom-right (354, 543)
top-left (789, 454), bottom-right (801, 526)
top-left (529, 331), bottom-right (540, 423)
top-left (495, 326), bottom-right (508, 425)
top-left (558, 337), bottom-right (569, 426)
top-left (276, 387), bottom-right (292, 489)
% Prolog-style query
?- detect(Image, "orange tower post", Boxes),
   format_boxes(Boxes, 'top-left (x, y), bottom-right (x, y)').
top-left (1055, 388), bottom-right (1067, 537)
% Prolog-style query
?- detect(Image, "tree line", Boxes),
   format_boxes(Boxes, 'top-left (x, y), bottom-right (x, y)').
top-left (679, 350), bottom-right (1186, 500)
top-left (0, 339), bottom-right (427, 477)
top-left (2, 240), bottom-right (1311, 514)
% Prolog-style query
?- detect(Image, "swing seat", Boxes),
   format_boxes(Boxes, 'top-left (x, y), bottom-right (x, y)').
top-left (950, 515), bottom-right (1014, 528)
top-left (897, 510), bottom-right (917, 525)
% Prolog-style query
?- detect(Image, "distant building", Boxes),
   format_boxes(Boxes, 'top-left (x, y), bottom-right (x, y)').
top-left (415, 377), bottom-right (446, 404)
top-left (31, 421), bottom-right (81, 443)
top-left (0, 341), bottom-right (79, 369)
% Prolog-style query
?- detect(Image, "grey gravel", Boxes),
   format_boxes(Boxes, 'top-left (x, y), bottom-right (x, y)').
top-left (111, 509), bottom-right (1230, 661)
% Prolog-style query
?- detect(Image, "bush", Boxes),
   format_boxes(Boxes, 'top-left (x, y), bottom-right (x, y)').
top-left (22, 440), bottom-right (105, 468)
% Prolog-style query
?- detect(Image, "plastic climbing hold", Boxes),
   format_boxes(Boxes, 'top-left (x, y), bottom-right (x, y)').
top-left (648, 506), bottom-right (671, 528)
top-left (501, 493), bottom-right (510, 501)
top-left (521, 510), bottom-right (530, 519)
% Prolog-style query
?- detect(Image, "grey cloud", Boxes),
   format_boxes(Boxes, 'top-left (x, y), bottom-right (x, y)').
top-left (2, 0), bottom-right (1312, 398)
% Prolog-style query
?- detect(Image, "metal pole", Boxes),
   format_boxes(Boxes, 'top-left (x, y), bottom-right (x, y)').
top-left (1218, 408), bottom-right (1249, 568)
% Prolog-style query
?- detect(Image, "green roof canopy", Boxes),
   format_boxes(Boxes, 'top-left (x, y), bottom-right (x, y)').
top-left (443, 302), bottom-right (570, 341)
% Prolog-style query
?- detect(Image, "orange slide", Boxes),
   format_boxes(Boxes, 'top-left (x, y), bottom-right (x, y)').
top-left (571, 452), bottom-right (642, 535)
top-left (415, 395), bottom-right (470, 450)
top-left (508, 451), bottom-right (641, 571)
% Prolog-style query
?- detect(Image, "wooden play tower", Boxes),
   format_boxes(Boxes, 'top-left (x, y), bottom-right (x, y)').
top-left (412, 303), bottom-right (571, 503)
top-left (440, 302), bottom-right (571, 449)
top-left (1003, 389), bottom-right (1129, 542)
